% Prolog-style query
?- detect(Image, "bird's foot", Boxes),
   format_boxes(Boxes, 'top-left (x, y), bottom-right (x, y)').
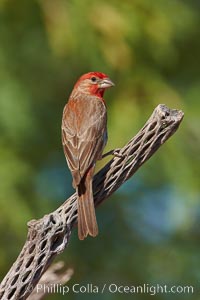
top-left (101, 148), bottom-right (123, 159)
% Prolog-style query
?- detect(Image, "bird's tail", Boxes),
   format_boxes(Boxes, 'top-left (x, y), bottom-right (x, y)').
top-left (77, 173), bottom-right (98, 240)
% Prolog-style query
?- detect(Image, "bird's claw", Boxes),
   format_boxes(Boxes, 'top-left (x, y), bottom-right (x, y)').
top-left (101, 148), bottom-right (123, 159)
top-left (113, 148), bottom-right (123, 158)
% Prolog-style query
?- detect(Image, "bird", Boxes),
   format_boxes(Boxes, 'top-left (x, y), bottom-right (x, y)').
top-left (62, 72), bottom-right (114, 240)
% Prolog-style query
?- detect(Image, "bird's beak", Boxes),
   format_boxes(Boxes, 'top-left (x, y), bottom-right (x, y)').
top-left (99, 78), bottom-right (115, 89)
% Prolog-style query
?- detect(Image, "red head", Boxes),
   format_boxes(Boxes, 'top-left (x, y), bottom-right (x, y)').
top-left (73, 72), bottom-right (114, 98)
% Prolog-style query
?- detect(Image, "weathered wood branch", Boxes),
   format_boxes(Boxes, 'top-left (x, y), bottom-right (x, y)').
top-left (28, 262), bottom-right (73, 300)
top-left (0, 104), bottom-right (184, 300)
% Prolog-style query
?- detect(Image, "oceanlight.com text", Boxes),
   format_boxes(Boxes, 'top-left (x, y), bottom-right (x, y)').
top-left (35, 283), bottom-right (194, 296)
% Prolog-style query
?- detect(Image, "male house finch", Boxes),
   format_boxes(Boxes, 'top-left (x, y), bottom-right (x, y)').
top-left (62, 72), bottom-right (114, 240)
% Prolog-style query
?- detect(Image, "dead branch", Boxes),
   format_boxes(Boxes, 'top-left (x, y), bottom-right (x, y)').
top-left (0, 105), bottom-right (184, 300)
top-left (28, 262), bottom-right (73, 300)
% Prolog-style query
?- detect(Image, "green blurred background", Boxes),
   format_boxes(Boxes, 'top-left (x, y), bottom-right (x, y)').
top-left (0, 0), bottom-right (200, 299)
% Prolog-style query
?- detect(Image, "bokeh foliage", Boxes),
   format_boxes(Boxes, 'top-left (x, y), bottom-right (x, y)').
top-left (0, 0), bottom-right (200, 299)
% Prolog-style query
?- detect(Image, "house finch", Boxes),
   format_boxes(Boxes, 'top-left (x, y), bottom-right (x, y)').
top-left (62, 72), bottom-right (114, 240)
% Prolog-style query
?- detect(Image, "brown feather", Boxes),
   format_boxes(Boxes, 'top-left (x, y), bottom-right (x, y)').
top-left (77, 166), bottom-right (98, 240)
top-left (62, 94), bottom-right (107, 187)
top-left (61, 72), bottom-right (113, 240)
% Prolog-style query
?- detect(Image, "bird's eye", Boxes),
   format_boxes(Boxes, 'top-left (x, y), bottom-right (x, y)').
top-left (91, 76), bottom-right (97, 82)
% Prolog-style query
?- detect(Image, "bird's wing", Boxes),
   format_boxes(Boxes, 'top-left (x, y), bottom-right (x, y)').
top-left (62, 95), bottom-right (107, 187)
